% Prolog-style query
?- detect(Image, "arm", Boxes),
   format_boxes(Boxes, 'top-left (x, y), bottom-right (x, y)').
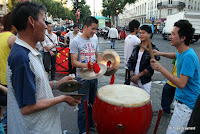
top-left (153, 50), bottom-right (176, 59)
top-left (7, 35), bottom-right (17, 48)
top-left (71, 53), bottom-right (88, 68)
top-left (49, 76), bottom-right (74, 90)
top-left (21, 95), bottom-right (81, 115)
top-left (0, 85), bottom-right (7, 94)
top-left (95, 52), bottom-right (99, 63)
top-left (151, 59), bottom-right (188, 89)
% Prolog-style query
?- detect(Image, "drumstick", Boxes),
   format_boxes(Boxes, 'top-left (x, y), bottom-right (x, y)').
top-left (147, 36), bottom-right (154, 59)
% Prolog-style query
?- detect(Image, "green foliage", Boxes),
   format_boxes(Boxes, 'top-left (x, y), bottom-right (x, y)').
top-left (7, 0), bottom-right (18, 12)
top-left (35, 0), bottom-right (72, 20)
top-left (102, 0), bottom-right (136, 24)
top-left (72, 0), bottom-right (91, 25)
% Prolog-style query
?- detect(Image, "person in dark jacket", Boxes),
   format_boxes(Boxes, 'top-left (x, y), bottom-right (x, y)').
top-left (128, 25), bottom-right (160, 93)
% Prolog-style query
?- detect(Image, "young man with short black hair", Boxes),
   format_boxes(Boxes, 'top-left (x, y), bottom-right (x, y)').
top-left (151, 20), bottom-right (200, 134)
top-left (70, 16), bottom-right (99, 134)
top-left (128, 25), bottom-right (160, 93)
top-left (124, 19), bottom-right (141, 85)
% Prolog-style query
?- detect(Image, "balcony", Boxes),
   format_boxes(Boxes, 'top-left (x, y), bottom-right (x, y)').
top-left (157, 1), bottom-right (185, 9)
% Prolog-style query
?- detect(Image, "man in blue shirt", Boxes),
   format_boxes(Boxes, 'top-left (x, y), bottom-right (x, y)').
top-left (151, 20), bottom-right (200, 134)
top-left (7, 2), bottom-right (81, 134)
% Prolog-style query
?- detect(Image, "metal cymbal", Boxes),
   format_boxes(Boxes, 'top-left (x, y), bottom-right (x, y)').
top-left (79, 63), bottom-right (107, 80)
top-left (64, 93), bottom-right (86, 99)
top-left (98, 49), bottom-right (120, 76)
top-left (57, 80), bottom-right (82, 92)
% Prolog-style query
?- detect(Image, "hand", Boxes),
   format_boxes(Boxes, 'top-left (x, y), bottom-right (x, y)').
top-left (153, 49), bottom-right (160, 56)
top-left (64, 43), bottom-right (67, 46)
top-left (150, 59), bottom-right (162, 71)
top-left (57, 76), bottom-right (74, 86)
top-left (45, 46), bottom-right (50, 51)
top-left (50, 51), bottom-right (55, 56)
top-left (88, 61), bottom-right (95, 69)
top-left (130, 75), bottom-right (140, 84)
top-left (62, 95), bottom-right (81, 106)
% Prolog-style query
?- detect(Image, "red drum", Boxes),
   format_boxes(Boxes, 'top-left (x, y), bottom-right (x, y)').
top-left (92, 84), bottom-right (152, 134)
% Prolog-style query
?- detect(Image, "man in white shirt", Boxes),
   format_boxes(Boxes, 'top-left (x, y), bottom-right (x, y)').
top-left (124, 20), bottom-right (141, 85)
top-left (64, 24), bottom-right (82, 47)
top-left (64, 24), bottom-right (81, 76)
top-left (43, 22), bottom-right (58, 80)
top-left (108, 25), bottom-right (118, 49)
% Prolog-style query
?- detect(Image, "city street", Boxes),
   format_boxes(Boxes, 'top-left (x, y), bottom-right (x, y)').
top-left (53, 34), bottom-right (200, 134)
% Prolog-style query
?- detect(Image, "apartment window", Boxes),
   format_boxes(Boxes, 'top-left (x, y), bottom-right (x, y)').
top-left (191, 6), bottom-right (193, 9)
top-left (0, 5), bottom-right (3, 11)
top-left (168, 9), bottom-right (172, 15)
top-left (169, 0), bottom-right (172, 4)
top-left (188, 5), bottom-right (190, 9)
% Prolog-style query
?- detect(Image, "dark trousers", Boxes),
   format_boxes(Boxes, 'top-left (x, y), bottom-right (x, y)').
top-left (161, 83), bottom-right (176, 114)
top-left (77, 78), bottom-right (98, 134)
top-left (124, 69), bottom-right (130, 85)
top-left (68, 53), bottom-right (76, 74)
top-left (185, 95), bottom-right (200, 134)
top-left (44, 51), bottom-right (57, 80)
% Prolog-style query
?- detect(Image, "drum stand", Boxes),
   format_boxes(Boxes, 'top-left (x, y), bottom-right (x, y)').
top-left (84, 100), bottom-right (89, 134)
top-left (153, 109), bottom-right (163, 134)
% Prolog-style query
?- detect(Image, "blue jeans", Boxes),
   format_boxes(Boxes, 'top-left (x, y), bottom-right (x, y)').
top-left (77, 78), bottom-right (98, 134)
top-left (110, 38), bottom-right (116, 48)
top-left (161, 83), bottom-right (176, 114)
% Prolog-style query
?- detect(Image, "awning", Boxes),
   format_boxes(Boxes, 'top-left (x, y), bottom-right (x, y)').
top-left (94, 16), bottom-right (111, 21)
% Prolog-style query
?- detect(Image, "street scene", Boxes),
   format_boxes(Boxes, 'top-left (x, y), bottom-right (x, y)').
top-left (54, 34), bottom-right (200, 134)
top-left (0, 0), bottom-right (200, 134)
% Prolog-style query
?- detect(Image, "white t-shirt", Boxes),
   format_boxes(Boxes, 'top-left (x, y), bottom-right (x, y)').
top-left (70, 36), bottom-right (99, 77)
top-left (43, 32), bottom-right (58, 52)
top-left (64, 31), bottom-right (82, 47)
top-left (124, 34), bottom-right (141, 69)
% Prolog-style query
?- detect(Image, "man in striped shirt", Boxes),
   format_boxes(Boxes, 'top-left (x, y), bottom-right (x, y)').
top-left (7, 2), bottom-right (81, 134)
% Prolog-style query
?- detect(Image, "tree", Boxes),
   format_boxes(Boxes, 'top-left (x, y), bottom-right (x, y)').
top-left (36, 0), bottom-right (72, 20)
top-left (72, 0), bottom-right (91, 25)
top-left (102, 0), bottom-right (136, 24)
top-left (7, 0), bottom-right (18, 12)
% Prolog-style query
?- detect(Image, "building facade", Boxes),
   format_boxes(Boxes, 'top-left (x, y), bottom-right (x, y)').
top-left (0, 0), bottom-right (7, 17)
top-left (118, 0), bottom-right (200, 28)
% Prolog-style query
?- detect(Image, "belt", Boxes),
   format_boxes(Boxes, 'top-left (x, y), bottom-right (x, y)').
top-left (176, 99), bottom-right (183, 104)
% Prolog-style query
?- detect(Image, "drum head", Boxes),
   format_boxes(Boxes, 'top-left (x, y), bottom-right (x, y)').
top-left (97, 84), bottom-right (150, 107)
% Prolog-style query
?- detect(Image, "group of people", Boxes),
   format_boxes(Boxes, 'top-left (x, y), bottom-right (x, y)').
top-left (0, 1), bottom-right (199, 134)
top-left (124, 19), bottom-right (200, 133)
top-left (0, 1), bottom-right (99, 134)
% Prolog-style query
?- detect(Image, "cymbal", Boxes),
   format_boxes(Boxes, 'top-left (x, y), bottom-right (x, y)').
top-left (57, 80), bottom-right (82, 92)
top-left (64, 93), bottom-right (85, 99)
top-left (79, 63), bottom-right (107, 80)
top-left (98, 49), bottom-right (120, 76)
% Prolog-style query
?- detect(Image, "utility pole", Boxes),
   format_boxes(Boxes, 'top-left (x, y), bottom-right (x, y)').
top-left (93, 0), bottom-right (95, 16)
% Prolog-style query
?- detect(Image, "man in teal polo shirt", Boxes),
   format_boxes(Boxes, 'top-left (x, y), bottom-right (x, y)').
top-left (151, 20), bottom-right (200, 134)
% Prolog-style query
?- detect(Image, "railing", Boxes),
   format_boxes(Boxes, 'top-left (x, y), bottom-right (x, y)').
top-left (157, 1), bottom-right (185, 9)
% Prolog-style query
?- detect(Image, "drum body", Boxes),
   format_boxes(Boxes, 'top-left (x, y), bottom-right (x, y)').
top-left (93, 84), bottom-right (152, 134)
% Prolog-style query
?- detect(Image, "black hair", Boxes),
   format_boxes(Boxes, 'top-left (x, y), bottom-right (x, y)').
top-left (1, 12), bottom-right (13, 31)
top-left (45, 20), bottom-right (51, 25)
top-left (83, 16), bottom-right (98, 27)
top-left (11, 1), bottom-right (46, 32)
top-left (129, 19), bottom-right (140, 33)
top-left (140, 25), bottom-right (152, 34)
top-left (174, 20), bottom-right (195, 46)
top-left (73, 23), bottom-right (79, 28)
